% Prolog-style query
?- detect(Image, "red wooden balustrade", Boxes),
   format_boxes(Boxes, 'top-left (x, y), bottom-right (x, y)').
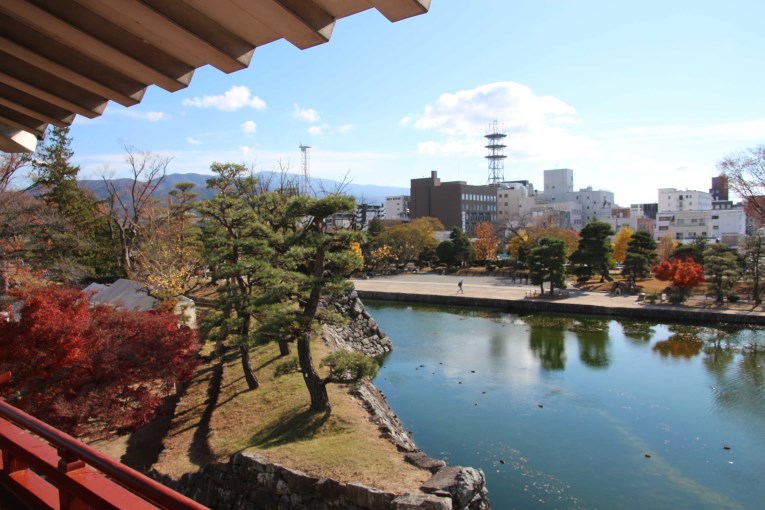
top-left (0, 372), bottom-right (208, 510)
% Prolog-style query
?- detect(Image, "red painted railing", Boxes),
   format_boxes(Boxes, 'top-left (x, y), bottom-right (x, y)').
top-left (0, 373), bottom-right (208, 510)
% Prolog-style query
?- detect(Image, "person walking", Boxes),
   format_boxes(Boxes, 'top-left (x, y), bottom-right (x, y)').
top-left (457, 279), bottom-right (464, 294)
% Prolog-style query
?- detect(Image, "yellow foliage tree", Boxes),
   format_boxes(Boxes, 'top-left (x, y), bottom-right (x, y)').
top-left (612, 226), bottom-right (633, 263)
top-left (350, 241), bottom-right (363, 265)
top-left (473, 222), bottom-right (498, 260)
top-left (367, 245), bottom-right (396, 272)
top-left (507, 230), bottom-right (529, 260)
top-left (657, 229), bottom-right (677, 261)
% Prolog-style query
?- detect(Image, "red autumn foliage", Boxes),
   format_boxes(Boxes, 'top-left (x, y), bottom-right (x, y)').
top-left (0, 286), bottom-right (199, 437)
top-left (652, 257), bottom-right (704, 290)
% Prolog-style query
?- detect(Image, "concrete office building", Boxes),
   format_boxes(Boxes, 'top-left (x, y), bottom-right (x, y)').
top-left (383, 196), bottom-right (410, 221)
top-left (543, 168), bottom-right (574, 203)
top-left (658, 189), bottom-right (712, 212)
top-left (410, 171), bottom-right (497, 235)
top-left (496, 181), bottom-right (534, 225)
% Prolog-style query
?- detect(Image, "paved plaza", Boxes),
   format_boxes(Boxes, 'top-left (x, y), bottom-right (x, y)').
top-left (351, 274), bottom-right (765, 320)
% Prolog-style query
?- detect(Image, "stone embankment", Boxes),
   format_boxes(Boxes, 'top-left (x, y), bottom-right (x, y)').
top-left (152, 290), bottom-right (490, 510)
top-left (153, 452), bottom-right (487, 510)
top-left (323, 291), bottom-right (393, 357)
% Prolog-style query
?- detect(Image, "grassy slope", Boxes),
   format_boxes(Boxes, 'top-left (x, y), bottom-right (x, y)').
top-left (151, 336), bottom-right (430, 493)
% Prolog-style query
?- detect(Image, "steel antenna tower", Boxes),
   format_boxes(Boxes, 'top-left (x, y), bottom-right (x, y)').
top-left (299, 143), bottom-right (311, 195)
top-left (485, 120), bottom-right (507, 186)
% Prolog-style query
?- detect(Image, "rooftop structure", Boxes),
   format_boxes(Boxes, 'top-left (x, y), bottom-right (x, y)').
top-left (485, 121), bottom-right (507, 186)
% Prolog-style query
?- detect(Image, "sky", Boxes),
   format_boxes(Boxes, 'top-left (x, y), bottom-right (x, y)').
top-left (68, 0), bottom-right (765, 206)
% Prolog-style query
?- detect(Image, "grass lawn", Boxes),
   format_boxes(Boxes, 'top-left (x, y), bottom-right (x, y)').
top-left (94, 296), bottom-right (430, 494)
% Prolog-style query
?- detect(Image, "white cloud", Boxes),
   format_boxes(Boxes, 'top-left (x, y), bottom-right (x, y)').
top-left (241, 120), bottom-right (257, 133)
top-left (183, 85), bottom-right (266, 111)
top-left (114, 109), bottom-right (171, 121)
top-left (338, 124), bottom-right (353, 134)
top-left (186, 137), bottom-right (201, 145)
top-left (239, 146), bottom-right (252, 156)
top-left (293, 104), bottom-right (320, 123)
top-left (399, 116), bottom-right (412, 127)
top-left (411, 82), bottom-right (593, 161)
top-left (308, 126), bottom-right (322, 136)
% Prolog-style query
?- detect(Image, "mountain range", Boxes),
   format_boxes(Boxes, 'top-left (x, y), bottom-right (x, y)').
top-left (78, 172), bottom-right (407, 206)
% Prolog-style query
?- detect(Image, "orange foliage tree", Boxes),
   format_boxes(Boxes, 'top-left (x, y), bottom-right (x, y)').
top-left (652, 257), bottom-right (704, 299)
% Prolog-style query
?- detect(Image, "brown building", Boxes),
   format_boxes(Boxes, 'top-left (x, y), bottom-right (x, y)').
top-left (410, 171), bottom-right (497, 235)
top-left (710, 175), bottom-right (729, 201)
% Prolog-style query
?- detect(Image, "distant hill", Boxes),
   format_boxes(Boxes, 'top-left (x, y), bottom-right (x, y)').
top-left (78, 171), bottom-right (407, 205)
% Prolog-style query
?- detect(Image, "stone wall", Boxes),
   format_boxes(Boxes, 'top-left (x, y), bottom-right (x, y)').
top-left (152, 452), bottom-right (489, 510)
top-left (323, 290), bottom-right (393, 357)
top-left (150, 290), bottom-right (491, 510)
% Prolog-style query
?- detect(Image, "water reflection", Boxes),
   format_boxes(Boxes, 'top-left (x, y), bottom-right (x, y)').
top-left (528, 326), bottom-right (566, 371)
top-left (652, 338), bottom-right (704, 358)
top-left (366, 301), bottom-right (765, 510)
top-left (570, 319), bottom-right (611, 368)
top-left (621, 320), bottom-right (655, 342)
top-left (702, 346), bottom-right (735, 378)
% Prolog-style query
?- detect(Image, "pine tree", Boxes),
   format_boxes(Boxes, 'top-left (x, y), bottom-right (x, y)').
top-left (570, 221), bottom-right (614, 283)
top-left (30, 126), bottom-right (110, 282)
top-left (528, 236), bottom-right (567, 295)
top-left (621, 230), bottom-right (657, 285)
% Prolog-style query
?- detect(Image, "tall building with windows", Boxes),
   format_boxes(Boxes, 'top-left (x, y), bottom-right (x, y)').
top-left (410, 171), bottom-right (497, 235)
top-left (658, 188), bottom-right (712, 212)
top-left (543, 168), bottom-right (574, 203)
top-left (383, 196), bottom-right (410, 221)
top-left (710, 175), bottom-right (729, 201)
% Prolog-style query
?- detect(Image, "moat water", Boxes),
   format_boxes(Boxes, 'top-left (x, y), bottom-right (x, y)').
top-left (367, 301), bottom-right (765, 510)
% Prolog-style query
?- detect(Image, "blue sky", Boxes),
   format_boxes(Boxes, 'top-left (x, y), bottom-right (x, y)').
top-left (69, 0), bottom-right (765, 206)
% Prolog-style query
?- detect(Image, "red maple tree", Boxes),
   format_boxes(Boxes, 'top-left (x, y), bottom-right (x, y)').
top-left (0, 286), bottom-right (199, 436)
top-left (652, 257), bottom-right (704, 290)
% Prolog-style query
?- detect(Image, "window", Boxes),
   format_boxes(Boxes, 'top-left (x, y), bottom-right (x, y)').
top-left (659, 226), bottom-right (668, 231)
top-left (712, 215), bottom-right (719, 219)
top-left (713, 226), bottom-right (719, 230)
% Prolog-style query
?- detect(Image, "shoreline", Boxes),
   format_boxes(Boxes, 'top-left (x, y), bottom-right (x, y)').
top-left (352, 275), bottom-right (765, 326)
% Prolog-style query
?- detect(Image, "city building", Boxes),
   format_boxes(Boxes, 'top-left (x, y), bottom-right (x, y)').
top-left (496, 181), bottom-right (534, 225)
top-left (654, 182), bottom-right (746, 246)
top-left (710, 175), bottom-right (729, 201)
top-left (356, 203), bottom-right (384, 230)
top-left (542, 168), bottom-right (574, 203)
top-left (658, 188), bottom-right (712, 213)
top-left (383, 196), bottom-right (410, 221)
top-left (410, 171), bottom-right (497, 235)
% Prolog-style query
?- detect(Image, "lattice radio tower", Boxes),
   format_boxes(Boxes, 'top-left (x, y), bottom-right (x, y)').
top-left (485, 120), bottom-right (507, 186)
top-left (299, 143), bottom-right (311, 195)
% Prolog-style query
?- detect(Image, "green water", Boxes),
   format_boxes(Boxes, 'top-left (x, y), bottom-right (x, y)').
top-left (367, 301), bottom-right (765, 510)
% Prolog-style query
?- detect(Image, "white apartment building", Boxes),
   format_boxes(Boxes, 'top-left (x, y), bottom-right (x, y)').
top-left (658, 188), bottom-right (712, 213)
top-left (567, 186), bottom-right (615, 224)
top-left (496, 181), bottom-right (533, 224)
top-left (383, 195), bottom-right (410, 221)
top-left (711, 206), bottom-right (747, 246)
top-left (543, 168), bottom-right (573, 203)
top-left (654, 189), bottom-right (746, 246)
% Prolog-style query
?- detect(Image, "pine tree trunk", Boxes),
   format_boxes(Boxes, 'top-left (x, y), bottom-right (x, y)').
top-left (240, 343), bottom-right (259, 390)
top-left (297, 240), bottom-right (330, 413)
top-left (297, 332), bottom-right (330, 412)
top-left (279, 340), bottom-right (291, 356)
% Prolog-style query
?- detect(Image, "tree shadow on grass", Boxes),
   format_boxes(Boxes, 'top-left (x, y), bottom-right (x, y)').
top-left (120, 391), bottom-right (183, 471)
top-left (186, 355), bottom-right (224, 467)
top-left (249, 408), bottom-right (331, 449)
